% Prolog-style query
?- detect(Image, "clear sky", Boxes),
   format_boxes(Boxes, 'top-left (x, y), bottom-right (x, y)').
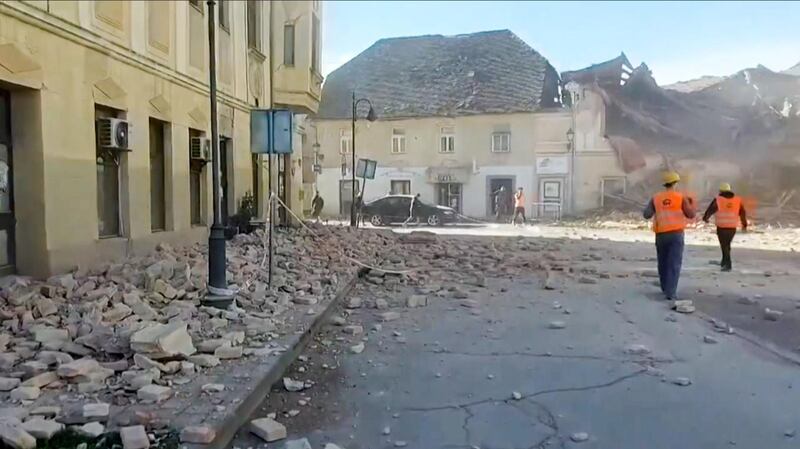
top-left (321, 1), bottom-right (800, 85)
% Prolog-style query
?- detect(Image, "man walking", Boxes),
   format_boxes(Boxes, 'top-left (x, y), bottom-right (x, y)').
top-left (403, 193), bottom-right (421, 226)
top-left (310, 191), bottom-right (324, 223)
top-left (643, 171), bottom-right (695, 300)
top-left (493, 186), bottom-right (509, 222)
top-left (512, 187), bottom-right (526, 225)
top-left (702, 182), bottom-right (747, 272)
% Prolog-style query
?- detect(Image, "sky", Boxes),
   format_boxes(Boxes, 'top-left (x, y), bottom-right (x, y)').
top-left (321, 1), bottom-right (800, 85)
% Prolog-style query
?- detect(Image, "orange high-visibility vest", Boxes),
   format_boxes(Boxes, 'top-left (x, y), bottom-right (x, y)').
top-left (514, 192), bottom-right (525, 208)
top-left (715, 195), bottom-right (741, 229)
top-left (653, 191), bottom-right (686, 233)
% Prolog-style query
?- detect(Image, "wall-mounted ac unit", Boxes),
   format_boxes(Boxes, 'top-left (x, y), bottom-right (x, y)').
top-left (190, 137), bottom-right (211, 161)
top-left (96, 118), bottom-right (131, 151)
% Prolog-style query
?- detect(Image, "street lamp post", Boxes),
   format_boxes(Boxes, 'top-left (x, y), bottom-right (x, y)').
top-left (203, 0), bottom-right (232, 308)
top-left (350, 92), bottom-right (377, 227)
top-left (564, 81), bottom-right (580, 215)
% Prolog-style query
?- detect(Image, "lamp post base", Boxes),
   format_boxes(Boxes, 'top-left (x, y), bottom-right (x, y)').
top-left (203, 224), bottom-right (232, 309)
top-left (201, 292), bottom-right (234, 309)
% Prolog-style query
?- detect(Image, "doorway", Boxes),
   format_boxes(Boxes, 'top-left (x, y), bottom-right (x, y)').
top-left (487, 177), bottom-right (514, 217)
top-left (339, 179), bottom-right (360, 216)
top-left (277, 154), bottom-right (289, 225)
top-left (0, 89), bottom-right (15, 275)
top-left (538, 178), bottom-right (564, 218)
top-left (219, 137), bottom-right (230, 225)
top-left (436, 183), bottom-right (462, 213)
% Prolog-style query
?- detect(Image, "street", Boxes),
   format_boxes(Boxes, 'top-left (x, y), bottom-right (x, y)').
top-left (231, 223), bottom-right (800, 449)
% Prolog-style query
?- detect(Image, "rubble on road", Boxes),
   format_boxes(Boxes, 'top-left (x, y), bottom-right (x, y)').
top-left (570, 432), bottom-right (590, 443)
top-left (249, 417), bottom-right (287, 442)
top-left (673, 300), bottom-right (696, 314)
top-left (764, 308), bottom-right (784, 321)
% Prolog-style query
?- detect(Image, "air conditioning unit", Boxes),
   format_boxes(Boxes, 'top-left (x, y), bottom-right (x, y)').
top-left (96, 118), bottom-right (131, 150)
top-left (190, 137), bottom-right (211, 161)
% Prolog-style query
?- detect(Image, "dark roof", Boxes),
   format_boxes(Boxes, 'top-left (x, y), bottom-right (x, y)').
top-left (317, 30), bottom-right (561, 120)
top-left (561, 53), bottom-right (632, 88)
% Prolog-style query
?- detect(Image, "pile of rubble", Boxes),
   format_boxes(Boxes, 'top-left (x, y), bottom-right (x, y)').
top-left (0, 224), bottom-right (567, 448)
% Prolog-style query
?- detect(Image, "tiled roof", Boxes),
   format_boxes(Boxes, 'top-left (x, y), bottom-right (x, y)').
top-left (318, 30), bottom-right (560, 120)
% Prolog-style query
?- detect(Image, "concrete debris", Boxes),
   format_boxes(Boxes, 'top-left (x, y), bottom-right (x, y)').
top-left (21, 372), bottom-right (58, 389)
top-left (350, 342), bottom-right (366, 354)
top-left (673, 300), bottom-right (696, 314)
top-left (249, 417), bottom-right (287, 442)
top-left (137, 384), bottom-right (172, 403)
top-left (382, 426), bottom-right (391, 435)
top-left (10, 387), bottom-right (40, 401)
top-left (624, 344), bottom-right (651, 355)
top-left (548, 321), bottom-right (566, 330)
top-left (180, 426), bottom-right (216, 444)
top-left (406, 295), bottom-right (428, 308)
top-left (283, 377), bottom-right (306, 392)
top-left (324, 444), bottom-right (345, 449)
top-left (284, 438), bottom-right (312, 449)
top-left (20, 418), bottom-right (64, 440)
top-left (130, 322), bottom-right (196, 359)
top-left (393, 441), bottom-right (408, 448)
top-left (377, 312), bottom-right (400, 322)
top-left (343, 325), bottom-right (363, 335)
top-left (0, 425), bottom-right (36, 449)
top-left (82, 403), bottom-right (110, 421)
top-left (120, 425), bottom-right (150, 449)
top-left (570, 432), bottom-right (590, 443)
top-left (672, 377), bottom-right (692, 386)
top-left (0, 378), bottom-right (21, 392)
top-left (201, 383), bottom-right (225, 393)
top-left (511, 391), bottom-right (522, 400)
top-left (703, 335), bottom-right (719, 344)
top-left (214, 344), bottom-right (244, 360)
top-left (764, 308), bottom-right (783, 321)
top-left (345, 297), bottom-right (363, 309)
top-left (77, 422), bottom-right (105, 438)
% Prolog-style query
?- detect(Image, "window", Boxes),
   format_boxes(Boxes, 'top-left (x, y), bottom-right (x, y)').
top-left (95, 106), bottom-right (122, 238)
top-left (246, 0), bottom-right (260, 50)
top-left (491, 132), bottom-right (511, 153)
top-left (339, 129), bottom-right (351, 154)
top-left (391, 180), bottom-right (411, 195)
top-left (189, 129), bottom-right (205, 225)
top-left (391, 128), bottom-right (406, 154)
top-left (219, 0), bottom-right (229, 31)
top-left (440, 127), bottom-right (455, 153)
top-left (311, 15), bottom-right (320, 73)
top-left (283, 24), bottom-right (295, 66)
top-left (149, 119), bottom-right (168, 232)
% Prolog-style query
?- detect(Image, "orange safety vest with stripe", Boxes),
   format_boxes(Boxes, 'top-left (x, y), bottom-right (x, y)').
top-left (652, 191), bottom-right (686, 234)
top-left (514, 192), bottom-right (525, 208)
top-left (715, 195), bottom-right (741, 229)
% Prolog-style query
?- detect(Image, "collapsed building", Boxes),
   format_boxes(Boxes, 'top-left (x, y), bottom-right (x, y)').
top-left (563, 53), bottom-right (800, 221)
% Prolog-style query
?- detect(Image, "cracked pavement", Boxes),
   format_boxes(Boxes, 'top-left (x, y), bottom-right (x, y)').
top-left (230, 229), bottom-right (800, 449)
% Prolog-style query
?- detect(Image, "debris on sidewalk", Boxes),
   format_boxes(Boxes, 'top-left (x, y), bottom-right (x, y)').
top-left (673, 300), bottom-right (696, 313)
top-left (249, 417), bottom-right (287, 442)
top-left (570, 432), bottom-right (590, 443)
top-left (763, 308), bottom-right (783, 321)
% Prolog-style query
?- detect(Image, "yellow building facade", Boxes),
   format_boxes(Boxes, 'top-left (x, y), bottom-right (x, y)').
top-left (0, 0), bottom-right (323, 278)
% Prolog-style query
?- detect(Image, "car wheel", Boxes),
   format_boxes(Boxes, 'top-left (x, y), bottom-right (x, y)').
top-left (370, 215), bottom-right (385, 226)
top-left (427, 215), bottom-right (442, 226)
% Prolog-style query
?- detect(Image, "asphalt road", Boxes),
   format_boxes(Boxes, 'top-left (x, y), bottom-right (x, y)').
top-left (230, 227), bottom-right (800, 449)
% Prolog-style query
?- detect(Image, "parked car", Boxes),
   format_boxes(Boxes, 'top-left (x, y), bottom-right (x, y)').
top-left (361, 195), bottom-right (457, 226)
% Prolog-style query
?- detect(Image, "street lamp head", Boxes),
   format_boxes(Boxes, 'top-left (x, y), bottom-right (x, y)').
top-left (566, 127), bottom-right (575, 141)
top-left (366, 105), bottom-right (377, 122)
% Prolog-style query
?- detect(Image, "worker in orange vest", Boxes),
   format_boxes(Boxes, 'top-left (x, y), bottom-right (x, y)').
top-left (702, 183), bottom-right (748, 272)
top-left (643, 172), bottom-right (696, 300)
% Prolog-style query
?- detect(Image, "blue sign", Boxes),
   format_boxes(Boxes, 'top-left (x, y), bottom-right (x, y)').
top-left (250, 109), bottom-right (293, 154)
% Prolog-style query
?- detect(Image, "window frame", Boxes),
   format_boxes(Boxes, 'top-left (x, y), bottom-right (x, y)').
top-left (218, 0), bottom-right (230, 32)
top-left (283, 24), bottom-right (295, 66)
top-left (189, 128), bottom-right (206, 226)
top-left (246, 0), bottom-right (261, 51)
top-left (440, 127), bottom-right (455, 153)
top-left (391, 128), bottom-right (406, 154)
top-left (94, 105), bottom-right (123, 239)
top-left (491, 132), bottom-right (511, 153)
top-left (390, 180), bottom-right (411, 195)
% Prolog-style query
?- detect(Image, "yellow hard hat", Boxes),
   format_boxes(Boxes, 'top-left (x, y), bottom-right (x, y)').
top-left (719, 182), bottom-right (732, 193)
top-left (662, 171), bottom-right (681, 185)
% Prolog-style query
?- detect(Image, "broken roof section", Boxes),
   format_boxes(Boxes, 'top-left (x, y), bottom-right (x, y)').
top-left (318, 29), bottom-right (561, 120)
top-left (561, 52), bottom-right (633, 93)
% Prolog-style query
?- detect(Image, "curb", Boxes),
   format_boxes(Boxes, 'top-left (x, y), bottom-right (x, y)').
top-left (187, 269), bottom-right (365, 449)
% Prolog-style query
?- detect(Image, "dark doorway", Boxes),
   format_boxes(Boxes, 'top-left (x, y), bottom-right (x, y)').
top-left (277, 154), bottom-right (290, 224)
top-left (488, 177), bottom-right (513, 216)
top-left (219, 137), bottom-right (230, 225)
top-left (339, 179), bottom-right (360, 216)
top-left (436, 183), bottom-right (462, 213)
top-left (0, 89), bottom-right (15, 275)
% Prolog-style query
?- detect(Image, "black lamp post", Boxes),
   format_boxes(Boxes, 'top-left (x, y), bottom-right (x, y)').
top-left (350, 92), bottom-right (377, 227)
top-left (202, 0), bottom-right (231, 308)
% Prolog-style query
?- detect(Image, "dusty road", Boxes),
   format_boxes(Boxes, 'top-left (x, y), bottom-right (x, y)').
top-left (231, 224), bottom-right (800, 449)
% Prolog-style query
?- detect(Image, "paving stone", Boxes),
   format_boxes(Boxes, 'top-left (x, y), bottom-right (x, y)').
top-left (214, 344), bottom-right (243, 360)
top-left (137, 384), bottom-right (172, 403)
top-left (249, 417), bottom-right (287, 442)
top-left (0, 425), bottom-right (36, 449)
top-left (120, 425), bottom-right (150, 449)
top-left (180, 426), bottom-right (216, 444)
top-left (21, 418), bottom-right (64, 440)
top-left (31, 327), bottom-right (69, 344)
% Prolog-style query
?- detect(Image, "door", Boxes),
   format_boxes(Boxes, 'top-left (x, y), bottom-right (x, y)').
top-left (219, 138), bottom-right (230, 225)
top-left (436, 183), bottom-right (462, 213)
top-left (488, 178), bottom-right (513, 216)
top-left (0, 89), bottom-right (14, 275)
top-left (339, 179), bottom-right (360, 216)
top-left (277, 154), bottom-right (289, 224)
top-left (538, 178), bottom-right (563, 218)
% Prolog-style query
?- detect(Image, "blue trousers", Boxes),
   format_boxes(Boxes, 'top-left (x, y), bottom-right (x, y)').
top-left (655, 231), bottom-right (684, 299)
